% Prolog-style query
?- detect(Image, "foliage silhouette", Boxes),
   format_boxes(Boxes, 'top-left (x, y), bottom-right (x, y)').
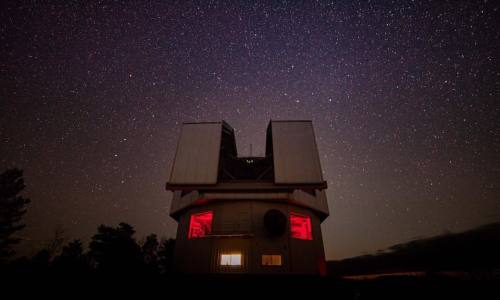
top-left (52, 239), bottom-right (88, 274)
top-left (88, 222), bottom-right (144, 274)
top-left (142, 233), bottom-right (159, 274)
top-left (157, 238), bottom-right (175, 274)
top-left (47, 224), bottom-right (66, 257)
top-left (0, 168), bottom-right (30, 259)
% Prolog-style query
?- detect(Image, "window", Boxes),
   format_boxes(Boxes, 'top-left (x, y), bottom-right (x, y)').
top-left (290, 212), bottom-right (313, 240)
top-left (220, 253), bottom-right (242, 266)
top-left (262, 254), bottom-right (282, 266)
top-left (188, 211), bottom-right (213, 239)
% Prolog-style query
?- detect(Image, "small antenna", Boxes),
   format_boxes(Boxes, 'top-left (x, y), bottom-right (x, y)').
top-left (250, 143), bottom-right (253, 156)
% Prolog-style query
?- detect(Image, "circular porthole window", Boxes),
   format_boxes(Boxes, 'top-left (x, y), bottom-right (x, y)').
top-left (263, 209), bottom-right (287, 237)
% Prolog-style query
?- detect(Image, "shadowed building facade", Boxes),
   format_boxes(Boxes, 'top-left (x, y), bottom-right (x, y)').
top-left (166, 120), bottom-right (329, 274)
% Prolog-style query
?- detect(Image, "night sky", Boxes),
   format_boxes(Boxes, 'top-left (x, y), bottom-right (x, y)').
top-left (1, 1), bottom-right (499, 260)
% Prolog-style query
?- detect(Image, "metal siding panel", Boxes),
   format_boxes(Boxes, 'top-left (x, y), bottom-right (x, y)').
top-left (272, 121), bottom-right (324, 184)
top-left (288, 206), bottom-right (323, 274)
top-left (252, 202), bottom-right (291, 274)
top-left (316, 189), bottom-right (329, 216)
top-left (292, 189), bottom-right (329, 217)
top-left (213, 202), bottom-right (252, 234)
top-left (169, 123), bottom-right (222, 184)
top-left (170, 190), bottom-right (200, 215)
top-left (203, 192), bottom-right (289, 200)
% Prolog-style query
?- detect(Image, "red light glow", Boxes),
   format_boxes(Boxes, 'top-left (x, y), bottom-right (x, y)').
top-left (188, 211), bottom-right (213, 239)
top-left (290, 212), bottom-right (313, 240)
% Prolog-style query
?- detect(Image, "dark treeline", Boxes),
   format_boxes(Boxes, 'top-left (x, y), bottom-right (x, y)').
top-left (0, 168), bottom-right (175, 278)
top-left (329, 222), bottom-right (500, 279)
top-left (4, 223), bottom-right (176, 277)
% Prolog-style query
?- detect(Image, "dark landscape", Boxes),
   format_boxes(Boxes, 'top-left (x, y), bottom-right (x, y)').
top-left (1, 1), bottom-right (498, 298)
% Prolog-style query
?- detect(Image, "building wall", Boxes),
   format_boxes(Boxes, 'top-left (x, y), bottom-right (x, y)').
top-left (173, 200), bottom-right (326, 274)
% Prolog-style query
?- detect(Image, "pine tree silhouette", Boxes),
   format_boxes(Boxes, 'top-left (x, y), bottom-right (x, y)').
top-left (0, 168), bottom-right (30, 259)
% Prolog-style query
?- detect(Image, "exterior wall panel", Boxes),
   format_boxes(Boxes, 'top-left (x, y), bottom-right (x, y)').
top-left (170, 190), bottom-right (200, 216)
top-left (173, 201), bottom-right (325, 274)
top-left (271, 121), bottom-right (324, 184)
top-left (292, 189), bottom-right (329, 217)
top-left (169, 122), bottom-right (222, 185)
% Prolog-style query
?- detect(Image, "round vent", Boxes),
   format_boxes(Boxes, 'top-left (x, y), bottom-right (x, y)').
top-left (264, 209), bottom-right (287, 237)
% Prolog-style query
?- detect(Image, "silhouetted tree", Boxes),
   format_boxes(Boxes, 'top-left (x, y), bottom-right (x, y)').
top-left (47, 224), bottom-right (66, 257)
top-left (52, 239), bottom-right (88, 273)
top-left (157, 238), bottom-right (175, 274)
top-left (0, 168), bottom-right (30, 259)
top-left (88, 222), bottom-right (143, 274)
top-left (30, 249), bottom-right (51, 273)
top-left (142, 234), bottom-right (159, 273)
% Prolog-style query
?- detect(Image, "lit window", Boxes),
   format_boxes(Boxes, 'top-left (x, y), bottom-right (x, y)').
top-left (220, 253), bottom-right (242, 266)
top-left (262, 254), bottom-right (282, 266)
top-left (290, 212), bottom-right (313, 240)
top-left (188, 211), bottom-right (213, 239)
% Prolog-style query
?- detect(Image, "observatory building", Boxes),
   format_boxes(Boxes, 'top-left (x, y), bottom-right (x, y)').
top-left (166, 120), bottom-right (329, 275)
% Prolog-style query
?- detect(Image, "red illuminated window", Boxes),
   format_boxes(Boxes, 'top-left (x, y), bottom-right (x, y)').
top-left (290, 212), bottom-right (312, 240)
top-left (188, 211), bottom-right (213, 239)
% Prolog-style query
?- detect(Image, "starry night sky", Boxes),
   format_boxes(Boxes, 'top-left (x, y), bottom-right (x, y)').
top-left (1, 1), bottom-right (499, 260)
